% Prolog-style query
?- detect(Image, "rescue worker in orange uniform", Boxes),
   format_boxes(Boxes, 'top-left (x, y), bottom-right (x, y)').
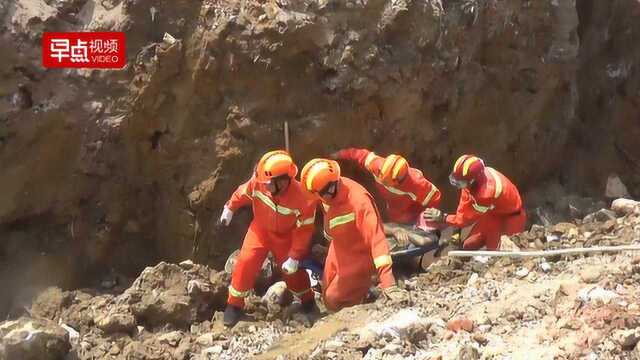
top-left (219, 150), bottom-right (317, 326)
top-left (329, 148), bottom-right (441, 225)
top-left (423, 155), bottom-right (526, 250)
top-left (300, 158), bottom-right (407, 311)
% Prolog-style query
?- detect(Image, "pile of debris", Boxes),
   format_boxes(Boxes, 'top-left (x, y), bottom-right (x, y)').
top-left (514, 198), bottom-right (640, 251)
top-left (1, 199), bottom-right (639, 359)
top-left (297, 199), bottom-right (640, 360)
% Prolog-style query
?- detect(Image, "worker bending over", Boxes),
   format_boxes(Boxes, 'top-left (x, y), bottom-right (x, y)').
top-left (423, 155), bottom-right (526, 250)
top-left (219, 150), bottom-right (317, 326)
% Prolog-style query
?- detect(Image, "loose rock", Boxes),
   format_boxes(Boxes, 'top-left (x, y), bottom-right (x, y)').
top-left (0, 317), bottom-right (70, 360)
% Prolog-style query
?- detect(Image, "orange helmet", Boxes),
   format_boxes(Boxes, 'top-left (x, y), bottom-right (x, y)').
top-left (450, 154), bottom-right (485, 186)
top-left (255, 150), bottom-right (298, 183)
top-left (300, 158), bottom-right (341, 193)
top-left (378, 154), bottom-right (409, 185)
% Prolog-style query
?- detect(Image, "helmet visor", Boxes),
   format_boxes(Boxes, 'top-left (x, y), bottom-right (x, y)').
top-left (318, 181), bottom-right (337, 198)
top-left (449, 174), bottom-right (468, 189)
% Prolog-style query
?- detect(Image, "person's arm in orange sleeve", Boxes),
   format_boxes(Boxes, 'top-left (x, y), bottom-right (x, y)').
top-left (333, 148), bottom-right (381, 172)
top-left (412, 174), bottom-right (442, 209)
top-left (445, 191), bottom-right (489, 228)
top-left (287, 202), bottom-right (317, 260)
top-left (225, 177), bottom-right (255, 212)
top-left (358, 204), bottom-right (396, 289)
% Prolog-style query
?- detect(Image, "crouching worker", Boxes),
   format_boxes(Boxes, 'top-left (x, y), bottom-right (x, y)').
top-left (300, 158), bottom-right (408, 311)
top-left (219, 150), bottom-right (318, 327)
top-left (423, 155), bottom-right (526, 250)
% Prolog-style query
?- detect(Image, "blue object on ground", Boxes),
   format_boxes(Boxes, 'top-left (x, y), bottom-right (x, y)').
top-left (390, 240), bottom-right (440, 259)
top-left (301, 258), bottom-right (323, 276)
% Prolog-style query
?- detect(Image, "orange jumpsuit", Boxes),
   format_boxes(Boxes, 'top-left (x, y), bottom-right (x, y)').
top-left (320, 177), bottom-right (396, 311)
top-left (225, 176), bottom-right (317, 308)
top-left (446, 167), bottom-right (526, 250)
top-left (335, 148), bottom-right (441, 224)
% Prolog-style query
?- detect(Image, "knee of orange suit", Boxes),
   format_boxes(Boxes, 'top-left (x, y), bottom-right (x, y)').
top-left (504, 211), bottom-right (527, 235)
top-left (322, 278), bottom-right (341, 312)
top-left (462, 233), bottom-right (485, 250)
top-left (323, 293), bottom-right (341, 312)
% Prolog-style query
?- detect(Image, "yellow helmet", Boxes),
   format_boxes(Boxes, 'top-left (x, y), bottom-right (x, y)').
top-left (255, 150), bottom-right (298, 183)
top-left (378, 154), bottom-right (409, 185)
top-left (300, 158), bottom-right (341, 193)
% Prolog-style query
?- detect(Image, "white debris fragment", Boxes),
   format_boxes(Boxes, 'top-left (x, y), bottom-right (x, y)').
top-left (163, 32), bottom-right (177, 45)
top-left (611, 198), bottom-right (640, 215)
top-left (367, 309), bottom-right (427, 339)
top-left (467, 273), bottom-right (479, 286)
top-left (539, 262), bottom-right (552, 273)
top-left (605, 174), bottom-right (630, 198)
top-left (515, 267), bottom-right (530, 278)
top-left (577, 287), bottom-right (619, 305)
top-left (546, 234), bottom-right (559, 243)
top-left (59, 323), bottom-right (79, 342)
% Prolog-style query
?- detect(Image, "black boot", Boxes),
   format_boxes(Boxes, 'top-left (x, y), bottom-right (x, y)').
top-left (223, 304), bottom-right (243, 327)
top-left (298, 300), bottom-right (319, 327)
top-left (301, 300), bottom-right (317, 314)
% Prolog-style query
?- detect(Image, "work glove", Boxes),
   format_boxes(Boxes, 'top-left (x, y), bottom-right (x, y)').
top-left (281, 257), bottom-right (299, 275)
top-left (219, 206), bottom-right (234, 226)
top-left (382, 285), bottom-right (410, 305)
top-left (423, 208), bottom-right (446, 223)
top-left (393, 228), bottom-right (411, 247)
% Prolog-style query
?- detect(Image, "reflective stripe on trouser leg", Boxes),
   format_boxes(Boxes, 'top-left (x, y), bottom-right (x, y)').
top-left (289, 287), bottom-right (313, 303)
top-left (373, 255), bottom-right (392, 268)
top-left (228, 285), bottom-right (251, 298)
top-left (282, 269), bottom-right (313, 302)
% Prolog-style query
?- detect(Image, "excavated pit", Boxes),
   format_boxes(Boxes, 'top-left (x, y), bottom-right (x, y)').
top-left (0, 0), bottom-right (639, 326)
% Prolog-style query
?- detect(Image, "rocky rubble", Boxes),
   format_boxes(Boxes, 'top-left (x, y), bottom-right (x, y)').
top-left (0, 317), bottom-right (70, 360)
top-left (2, 261), bottom-right (230, 359)
top-left (510, 197), bottom-right (640, 252)
top-left (1, 200), bottom-right (638, 359)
